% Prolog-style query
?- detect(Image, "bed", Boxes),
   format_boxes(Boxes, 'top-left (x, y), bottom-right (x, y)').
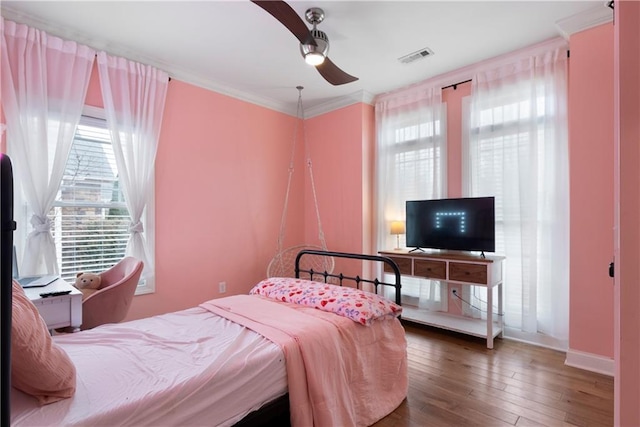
top-left (3, 249), bottom-right (407, 427)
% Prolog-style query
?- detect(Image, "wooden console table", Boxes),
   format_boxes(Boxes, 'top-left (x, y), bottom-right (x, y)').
top-left (379, 250), bottom-right (505, 349)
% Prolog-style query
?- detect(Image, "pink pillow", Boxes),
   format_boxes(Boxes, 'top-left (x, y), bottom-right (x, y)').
top-left (11, 280), bottom-right (76, 405)
top-left (250, 277), bottom-right (402, 326)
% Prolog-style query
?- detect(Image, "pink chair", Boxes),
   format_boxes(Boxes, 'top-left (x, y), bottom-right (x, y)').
top-left (79, 257), bottom-right (144, 331)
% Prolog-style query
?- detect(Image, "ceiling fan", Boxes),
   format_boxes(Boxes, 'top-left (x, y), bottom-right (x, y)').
top-left (251, 0), bottom-right (359, 86)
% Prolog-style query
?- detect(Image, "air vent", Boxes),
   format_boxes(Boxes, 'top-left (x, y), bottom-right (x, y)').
top-left (398, 47), bottom-right (434, 64)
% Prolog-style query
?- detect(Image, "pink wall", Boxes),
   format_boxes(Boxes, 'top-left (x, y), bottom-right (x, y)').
top-left (614, 1), bottom-right (640, 423)
top-left (442, 82), bottom-right (471, 315)
top-left (568, 24), bottom-right (615, 358)
top-left (443, 82), bottom-right (471, 199)
top-left (84, 63), bottom-right (103, 107)
top-left (304, 103), bottom-right (374, 277)
top-left (125, 80), bottom-right (303, 320)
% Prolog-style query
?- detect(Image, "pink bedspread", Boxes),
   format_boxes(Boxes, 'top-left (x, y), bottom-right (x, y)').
top-left (201, 294), bottom-right (407, 427)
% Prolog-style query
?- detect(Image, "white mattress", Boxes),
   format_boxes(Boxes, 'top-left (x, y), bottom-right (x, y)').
top-left (11, 307), bottom-right (287, 426)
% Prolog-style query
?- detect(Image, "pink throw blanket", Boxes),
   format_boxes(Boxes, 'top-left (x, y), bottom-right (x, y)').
top-left (201, 295), bottom-right (407, 427)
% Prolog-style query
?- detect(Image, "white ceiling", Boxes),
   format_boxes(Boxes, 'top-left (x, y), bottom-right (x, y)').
top-left (1, 1), bottom-right (612, 116)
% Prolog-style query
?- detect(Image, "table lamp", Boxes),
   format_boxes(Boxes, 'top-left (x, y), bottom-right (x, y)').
top-left (390, 221), bottom-right (405, 250)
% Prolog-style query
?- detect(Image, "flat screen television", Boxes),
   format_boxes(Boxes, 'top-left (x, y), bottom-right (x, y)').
top-left (405, 196), bottom-right (495, 253)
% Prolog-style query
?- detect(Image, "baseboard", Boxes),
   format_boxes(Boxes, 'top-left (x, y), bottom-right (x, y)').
top-left (565, 349), bottom-right (614, 376)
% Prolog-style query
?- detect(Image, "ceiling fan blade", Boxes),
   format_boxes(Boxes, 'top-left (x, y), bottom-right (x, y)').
top-left (315, 58), bottom-right (359, 86)
top-left (251, 0), bottom-right (316, 46)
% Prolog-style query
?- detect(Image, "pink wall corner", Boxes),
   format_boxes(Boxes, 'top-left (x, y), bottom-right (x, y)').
top-left (568, 23), bottom-right (615, 358)
top-left (361, 103), bottom-right (376, 280)
top-left (361, 103), bottom-right (375, 255)
top-left (125, 80), bottom-right (302, 320)
top-left (304, 103), bottom-right (370, 278)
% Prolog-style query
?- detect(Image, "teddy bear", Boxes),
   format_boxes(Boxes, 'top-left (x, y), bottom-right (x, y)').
top-left (74, 272), bottom-right (102, 300)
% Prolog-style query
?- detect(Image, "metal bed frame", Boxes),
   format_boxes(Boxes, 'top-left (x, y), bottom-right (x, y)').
top-left (236, 249), bottom-right (402, 427)
top-left (295, 249), bottom-right (402, 305)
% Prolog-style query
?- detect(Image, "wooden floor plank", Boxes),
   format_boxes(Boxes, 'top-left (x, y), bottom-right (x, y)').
top-left (372, 322), bottom-right (614, 427)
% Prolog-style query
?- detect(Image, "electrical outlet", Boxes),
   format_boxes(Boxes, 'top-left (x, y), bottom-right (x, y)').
top-left (219, 281), bottom-right (226, 293)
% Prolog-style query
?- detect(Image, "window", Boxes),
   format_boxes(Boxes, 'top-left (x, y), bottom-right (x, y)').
top-left (50, 112), bottom-right (130, 282)
top-left (11, 106), bottom-right (155, 294)
top-left (462, 68), bottom-right (569, 347)
top-left (375, 98), bottom-right (447, 311)
top-left (392, 121), bottom-right (446, 308)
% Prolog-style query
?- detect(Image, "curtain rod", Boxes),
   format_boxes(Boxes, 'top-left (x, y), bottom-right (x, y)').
top-left (442, 79), bottom-right (472, 90)
top-left (441, 48), bottom-right (571, 91)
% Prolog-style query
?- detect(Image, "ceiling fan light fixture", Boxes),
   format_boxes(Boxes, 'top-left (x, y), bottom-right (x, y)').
top-left (252, 2), bottom-right (358, 85)
top-left (304, 51), bottom-right (325, 66)
top-left (300, 27), bottom-right (329, 66)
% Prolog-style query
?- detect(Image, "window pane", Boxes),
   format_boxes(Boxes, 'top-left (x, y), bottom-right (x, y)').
top-left (52, 206), bottom-right (129, 280)
top-left (51, 115), bottom-right (129, 281)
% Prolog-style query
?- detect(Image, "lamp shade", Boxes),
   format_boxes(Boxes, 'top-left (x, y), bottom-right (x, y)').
top-left (390, 221), bottom-right (405, 235)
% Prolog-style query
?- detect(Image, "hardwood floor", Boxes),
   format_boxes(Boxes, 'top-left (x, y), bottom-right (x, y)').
top-left (372, 321), bottom-right (614, 427)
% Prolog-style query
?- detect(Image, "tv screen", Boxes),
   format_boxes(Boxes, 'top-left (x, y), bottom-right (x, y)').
top-left (406, 197), bottom-right (495, 253)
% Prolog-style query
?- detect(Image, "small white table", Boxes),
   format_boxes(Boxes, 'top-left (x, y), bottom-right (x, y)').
top-left (24, 279), bottom-right (82, 331)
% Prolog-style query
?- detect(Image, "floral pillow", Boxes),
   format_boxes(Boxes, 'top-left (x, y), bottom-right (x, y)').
top-left (250, 277), bottom-right (402, 326)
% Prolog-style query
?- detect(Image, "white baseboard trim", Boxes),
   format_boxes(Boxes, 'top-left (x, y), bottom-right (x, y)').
top-left (565, 349), bottom-right (614, 376)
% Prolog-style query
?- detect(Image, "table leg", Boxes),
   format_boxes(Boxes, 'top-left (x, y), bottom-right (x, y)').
top-left (498, 282), bottom-right (504, 338)
top-left (487, 285), bottom-right (494, 349)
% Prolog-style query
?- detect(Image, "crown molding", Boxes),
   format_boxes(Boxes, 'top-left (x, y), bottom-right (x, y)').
top-left (166, 69), bottom-right (295, 115)
top-left (555, 3), bottom-right (613, 40)
top-left (1, 7), bottom-right (298, 116)
top-left (304, 90), bottom-right (375, 118)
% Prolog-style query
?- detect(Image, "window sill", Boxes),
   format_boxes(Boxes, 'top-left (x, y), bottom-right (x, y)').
top-left (135, 277), bottom-right (155, 296)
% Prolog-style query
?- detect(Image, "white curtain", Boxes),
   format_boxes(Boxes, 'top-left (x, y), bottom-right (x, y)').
top-left (96, 52), bottom-right (168, 281)
top-left (462, 45), bottom-right (570, 344)
top-left (375, 87), bottom-right (448, 310)
top-left (1, 18), bottom-right (95, 275)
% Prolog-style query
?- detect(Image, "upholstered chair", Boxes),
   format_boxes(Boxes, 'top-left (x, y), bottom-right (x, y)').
top-left (79, 257), bottom-right (143, 331)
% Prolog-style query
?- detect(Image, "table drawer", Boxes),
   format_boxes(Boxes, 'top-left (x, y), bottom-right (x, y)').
top-left (383, 256), bottom-right (412, 275)
top-left (414, 260), bottom-right (446, 280)
top-left (449, 262), bottom-right (488, 284)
